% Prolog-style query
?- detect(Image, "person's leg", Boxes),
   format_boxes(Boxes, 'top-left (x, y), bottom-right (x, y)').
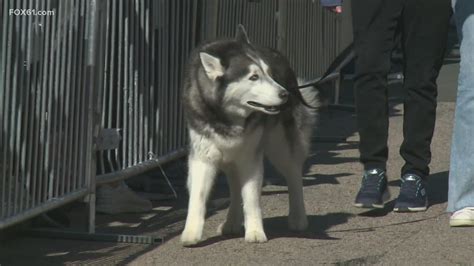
top-left (394, 0), bottom-right (451, 212)
top-left (351, 0), bottom-right (403, 208)
top-left (400, 0), bottom-right (452, 178)
top-left (448, 0), bottom-right (474, 216)
top-left (352, 0), bottom-right (404, 171)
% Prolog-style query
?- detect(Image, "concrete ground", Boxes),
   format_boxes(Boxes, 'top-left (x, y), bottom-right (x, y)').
top-left (1, 59), bottom-right (471, 265)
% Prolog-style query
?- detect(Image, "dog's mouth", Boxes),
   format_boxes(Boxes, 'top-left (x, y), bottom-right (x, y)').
top-left (247, 101), bottom-right (282, 114)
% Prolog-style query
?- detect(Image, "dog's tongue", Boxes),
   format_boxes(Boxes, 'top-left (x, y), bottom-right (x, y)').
top-left (265, 106), bottom-right (279, 112)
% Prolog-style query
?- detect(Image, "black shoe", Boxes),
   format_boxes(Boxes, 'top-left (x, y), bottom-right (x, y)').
top-left (354, 169), bottom-right (389, 209)
top-left (393, 174), bottom-right (428, 212)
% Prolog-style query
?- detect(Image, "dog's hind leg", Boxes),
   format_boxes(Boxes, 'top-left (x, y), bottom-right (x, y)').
top-left (237, 156), bottom-right (268, 243)
top-left (265, 124), bottom-right (309, 231)
top-left (217, 166), bottom-right (244, 236)
top-left (181, 158), bottom-right (217, 246)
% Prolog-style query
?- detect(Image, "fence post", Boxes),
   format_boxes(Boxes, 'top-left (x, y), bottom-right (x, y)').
top-left (85, 0), bottom-right (106, 234)
top-left (204, 0), bottom-right (219, 40)
top-left (277, 0), bottom-right (287, 53)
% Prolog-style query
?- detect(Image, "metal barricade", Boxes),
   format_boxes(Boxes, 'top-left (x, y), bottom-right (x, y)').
top-left (199, 0), bottom-right (342, 78)
top-left (282, 0), bottom-right (341, 78)
top-left (94, 0), bottom-right (193, 185)
top-left (0, 0), bottom-right (101, 230)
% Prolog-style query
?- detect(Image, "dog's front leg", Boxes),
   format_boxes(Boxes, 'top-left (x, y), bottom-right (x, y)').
top-left (181, 158), bottom-right (217, 246)
top-left (239, 157), bottom-right (267, 243)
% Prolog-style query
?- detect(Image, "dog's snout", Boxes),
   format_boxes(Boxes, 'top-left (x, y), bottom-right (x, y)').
top-left (279, 91), bottom-right (289, 100)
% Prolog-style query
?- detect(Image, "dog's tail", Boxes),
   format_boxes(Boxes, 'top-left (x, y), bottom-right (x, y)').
top-left (297, 78), bottom-right (320, 116)
top-left (296, 79), bottom-right (319, 154)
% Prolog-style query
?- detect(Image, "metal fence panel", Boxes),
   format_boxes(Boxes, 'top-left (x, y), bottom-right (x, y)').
top-left (283, 0), bottom-right (341, 78)
top-left (95, 0), bottom-right (194, 181)
top-left (213, 0), bottom-right (279, 49)
top-left (200, 0), bottom-right (341, 79)
top-left (0, 0), bottom-right (97, 230)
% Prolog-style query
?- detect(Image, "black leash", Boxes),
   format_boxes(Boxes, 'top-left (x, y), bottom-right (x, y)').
top-left (294, 42), bottom-right (354, 90)
top-left (292, 0), bottom-right (387, 109)
top-left (289, 42), bottom-right (355, 109)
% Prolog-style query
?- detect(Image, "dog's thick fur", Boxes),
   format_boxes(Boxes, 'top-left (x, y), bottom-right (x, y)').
top-left (180, 25), bottom-right (318, 246)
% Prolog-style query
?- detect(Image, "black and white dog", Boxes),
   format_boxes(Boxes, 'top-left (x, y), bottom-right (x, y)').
top-left (181, 25), bottom-right (318, 246)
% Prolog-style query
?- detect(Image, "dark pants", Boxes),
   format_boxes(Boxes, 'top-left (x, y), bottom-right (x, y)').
top-left (351, 0), bottom-right (452, 178)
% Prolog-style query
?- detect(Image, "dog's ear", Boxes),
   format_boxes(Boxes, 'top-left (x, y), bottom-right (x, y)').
top-left (200, 52), bottom-right (224, 80)
top-left (235, 24), bottom-right (250, 44)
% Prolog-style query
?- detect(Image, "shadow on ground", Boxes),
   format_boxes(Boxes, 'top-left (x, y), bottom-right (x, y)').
top-left (190, 212), bottom-right (354, 248)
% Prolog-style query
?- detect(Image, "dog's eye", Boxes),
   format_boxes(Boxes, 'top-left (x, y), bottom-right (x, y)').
top-left (249, 74), bottom-right (259, 81)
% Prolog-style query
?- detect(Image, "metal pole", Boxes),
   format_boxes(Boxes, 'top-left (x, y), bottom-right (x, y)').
top-left (96, 148), bottom-right (187, 185)
top-left (206, 0), bottom-right (219, 40)
top-left (0, 189), bottom-right (88, 230)
top-left (85, 0), bottom-right (104, 234)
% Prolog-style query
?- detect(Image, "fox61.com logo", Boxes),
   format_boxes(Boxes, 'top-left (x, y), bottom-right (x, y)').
top-left (9, 9), bottom-right (55, 16)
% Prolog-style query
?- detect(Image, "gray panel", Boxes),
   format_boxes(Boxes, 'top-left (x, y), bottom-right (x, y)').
top-left (0, 0), bottom-right (95, 229)
top-left (95, 0), bottom-right (196, 180)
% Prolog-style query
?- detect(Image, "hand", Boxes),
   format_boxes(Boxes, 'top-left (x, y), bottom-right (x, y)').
top-left (324, 5), bottom-right (342, 13)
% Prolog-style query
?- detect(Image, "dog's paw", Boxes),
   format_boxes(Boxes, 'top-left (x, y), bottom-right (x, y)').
top-left (244, 230), bottom-right (268, 243)
top-left (180, 229), bottom-right (202, 246)
top-left (217, 221), bottom-right (244, 236)
top-left (288, 215), bottom-right (308, 231)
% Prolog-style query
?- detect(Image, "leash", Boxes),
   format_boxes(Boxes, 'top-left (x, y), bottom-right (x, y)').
top-left (294, 42), bottom-right (354, 90)
top-left (292, 0), bottom-right (387, 109)
top-left (289, 42), bottom-right (355, 109)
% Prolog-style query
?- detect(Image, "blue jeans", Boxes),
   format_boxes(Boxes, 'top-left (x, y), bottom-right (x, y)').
top-left (448, 0), bottom-right (474, 212)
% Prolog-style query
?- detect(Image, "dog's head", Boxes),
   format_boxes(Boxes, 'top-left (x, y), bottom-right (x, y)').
top-left (198, 25), bottom-right (289, 117)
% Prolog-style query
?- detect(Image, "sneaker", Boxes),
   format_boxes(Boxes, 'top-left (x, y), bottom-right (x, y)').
top-left (354, 169), bottom-right (389, 208)
top-left (393, 174), bottom-right (427, 212)
top-left (450, 207), bottom-right (474, 227)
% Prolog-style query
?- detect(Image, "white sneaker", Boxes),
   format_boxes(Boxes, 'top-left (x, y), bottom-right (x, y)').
top-left (450, 207), bottom-right (474, 227)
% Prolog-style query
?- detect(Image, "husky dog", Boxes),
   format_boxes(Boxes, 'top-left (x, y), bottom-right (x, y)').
top-left (180, 25), bottom-right (318, 246)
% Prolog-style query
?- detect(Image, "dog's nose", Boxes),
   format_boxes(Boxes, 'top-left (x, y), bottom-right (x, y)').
top-left (279, 91), bottom-right (289, 100)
